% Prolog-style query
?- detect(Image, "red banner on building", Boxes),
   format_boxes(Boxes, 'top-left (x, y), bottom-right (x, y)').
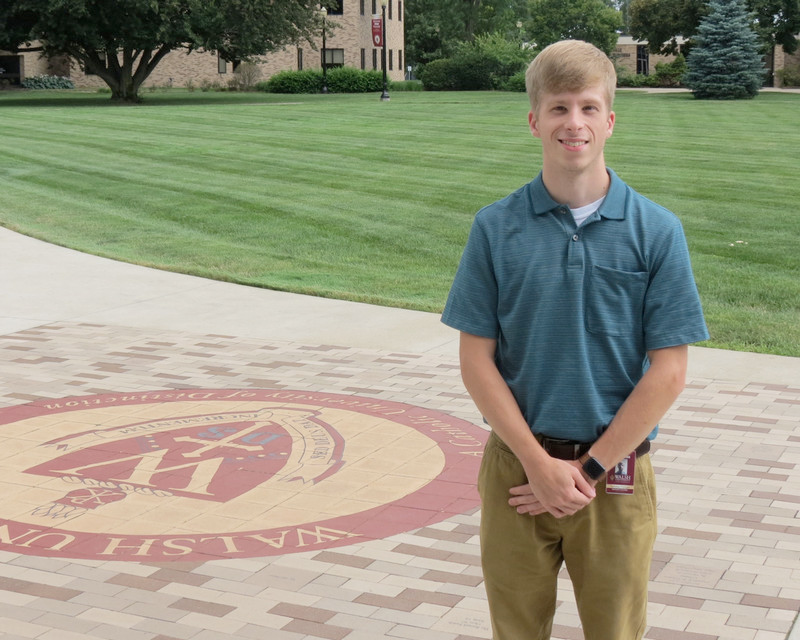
top-left (372, 17), bottom-right (383, 47)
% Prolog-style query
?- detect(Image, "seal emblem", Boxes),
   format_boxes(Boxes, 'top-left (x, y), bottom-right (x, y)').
top-left (0, 389), bottom-right (486, 561)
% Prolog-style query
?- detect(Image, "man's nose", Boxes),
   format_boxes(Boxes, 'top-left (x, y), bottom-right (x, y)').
top-left (565, 109), bottom-right (584, 131)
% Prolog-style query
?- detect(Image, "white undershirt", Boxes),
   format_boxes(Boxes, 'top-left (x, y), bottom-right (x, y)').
top-left (571, 195), bottom-right (606, 227)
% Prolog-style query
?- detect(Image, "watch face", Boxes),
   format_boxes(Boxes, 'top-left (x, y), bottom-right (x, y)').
top-left (583, 457), bottom-right (605, 480)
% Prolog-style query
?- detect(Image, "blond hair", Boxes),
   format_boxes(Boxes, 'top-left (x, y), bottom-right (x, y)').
top-left (526, 40), bottom-right (617, 115)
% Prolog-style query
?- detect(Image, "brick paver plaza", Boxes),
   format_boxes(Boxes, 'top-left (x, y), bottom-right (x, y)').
top-left (0, 228), bottom-right (798, 640)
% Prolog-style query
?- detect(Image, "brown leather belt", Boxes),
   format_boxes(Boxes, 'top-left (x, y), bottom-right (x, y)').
top-left (536, 435), bottom-right (651, 460)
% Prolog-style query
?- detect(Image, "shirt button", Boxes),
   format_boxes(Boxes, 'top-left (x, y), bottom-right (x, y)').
top-left (572, 234), bottom-right (580, 242)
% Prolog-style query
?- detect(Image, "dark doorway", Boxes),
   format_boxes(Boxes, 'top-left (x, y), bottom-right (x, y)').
top-left (0, 55), bottom-right (22, 85)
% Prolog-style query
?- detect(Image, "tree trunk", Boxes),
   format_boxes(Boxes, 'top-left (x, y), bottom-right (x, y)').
top-left (80, 46), bottom-right (173, 103)
top-left (110, 82), bottom-right (140, 103)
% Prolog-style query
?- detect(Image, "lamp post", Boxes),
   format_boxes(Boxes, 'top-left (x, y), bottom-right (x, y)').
top-left (320, 6), bottom-right (328, 94)
top-left (379, 0), bottom-right (390, 101)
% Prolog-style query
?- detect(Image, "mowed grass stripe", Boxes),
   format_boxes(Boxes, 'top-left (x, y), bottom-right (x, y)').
top-left (1, 89), bottom-right (799, 354)
top-left (4, 100), bottom-right (475, 305)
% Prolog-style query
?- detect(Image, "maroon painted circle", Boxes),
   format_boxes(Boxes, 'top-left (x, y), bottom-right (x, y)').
top-left (0, 389), bottom-right (486, 561)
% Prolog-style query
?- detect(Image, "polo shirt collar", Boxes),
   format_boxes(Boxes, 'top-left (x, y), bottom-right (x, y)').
top-left (529, 168), bottom-right (626, 220)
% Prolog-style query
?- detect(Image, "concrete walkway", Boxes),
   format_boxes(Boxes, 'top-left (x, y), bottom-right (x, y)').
top-left (0, 226), bottom-right (798, 640)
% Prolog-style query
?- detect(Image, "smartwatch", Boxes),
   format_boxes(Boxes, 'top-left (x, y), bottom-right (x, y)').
top-left (581, 455), bottom-right (606, 481)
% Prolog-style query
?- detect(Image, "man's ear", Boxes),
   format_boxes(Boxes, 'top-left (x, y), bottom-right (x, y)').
top-left (606, 110), bottom-right (616, 138)
top-left (528, 110), bottom-right (541, 138)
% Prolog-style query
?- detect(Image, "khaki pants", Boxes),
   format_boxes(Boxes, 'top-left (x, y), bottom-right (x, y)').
top-left (478, 431), bottom-right (657, 640)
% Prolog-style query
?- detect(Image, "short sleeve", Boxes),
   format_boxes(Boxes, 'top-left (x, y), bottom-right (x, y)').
top-left (643, 221), bottom-right (709, 350)
top-left (441, 213), bottom-right (500, 339)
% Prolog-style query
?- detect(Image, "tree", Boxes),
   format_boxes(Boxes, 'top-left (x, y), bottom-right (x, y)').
top-left (0, 0), bottom-right (322, 102)
top-left (684, 0), bottom-right (765, 98)
top-left (629, 0), bottom-right (707, 53)
top-left (749, 0), bottom-right (800, 54)
top-left (405, 0), bottom-right (529, 66)
top-left (524, 0), bottom-right (622, 55)
top-left (629, 0), bottom-right (799, 56)
top-left (405, 0), bottom-right (470, 66)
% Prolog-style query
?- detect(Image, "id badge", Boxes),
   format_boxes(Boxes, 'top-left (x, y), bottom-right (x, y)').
top-left (606, 452), bottom-right (636, 495)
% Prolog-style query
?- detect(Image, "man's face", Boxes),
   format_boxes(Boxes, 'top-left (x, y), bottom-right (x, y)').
top-left (528, 85), bottom-right (615, 175)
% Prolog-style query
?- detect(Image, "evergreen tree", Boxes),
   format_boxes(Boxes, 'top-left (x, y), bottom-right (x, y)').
top-left (684, 0), bottom-right (765, 99)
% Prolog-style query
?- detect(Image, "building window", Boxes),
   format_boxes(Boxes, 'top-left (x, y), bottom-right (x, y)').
top-left (360, 48), bottom-right (366, 70)
top-left (323, 48), bottom-right (345, 69)
top-left (360, 0), bottom-right (364, 14)
top-left (398, 50), bottom-right (403, 73)
top-left (398, 1), bottom-right (402, 20)
top-left (324, 0), bottom-right (342, 15)
top-left (298, 48), bottom-right (304, 70)
top-left (218, 53), bottom-right (227, 74)
top-left (389, 50), bottom-right (393, 70)
top-left (372, 0), bottom-right (376, 14)
top-left (636, 45), bottom-right (649, 75)
top-left (372, 49), bottom-right (377, 70)
top-left (389, 0), bottom-right (392, 19)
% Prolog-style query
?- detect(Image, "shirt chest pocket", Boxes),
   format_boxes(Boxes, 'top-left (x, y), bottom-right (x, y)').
top-left (586, 265), bottom-right (648, 336)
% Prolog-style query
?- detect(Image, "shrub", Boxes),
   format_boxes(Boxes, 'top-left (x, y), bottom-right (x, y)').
top-left (617, 72), bottom-right (657, 88)
top-left (419, 33), bottom-right (533, 91)
top-left (326, 67), bottom-right (384, 93)
top-left (21, 74), bottom-right (75, 90)
top-left (390, 80), bottom-right (424, 91)
top-left (260, 68), bottom-right (385, 93)
top-left (200, 79), bottom-right (224, 92)
top-left (616, 64), bottom-right (684, 89)
top-left (228, 61), bottom-right (262, 91)
top-left (503, 69), bottom-right (527, 92)
top-left (777, 64), bottom-right (800, 87)
top-left (263, 69), bottom-right (323, 93)
top-left (420, 52), bottom-right (515, 91)
top-left (653, 54), bottom-right (687, 87)
top-left (452, 50), bottom-right (497, 90)
top-left (418, 58), bottom-right (459, 91)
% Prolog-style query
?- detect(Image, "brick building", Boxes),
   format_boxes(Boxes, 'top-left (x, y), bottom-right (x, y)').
top-left (613, 35), bottom-right (685, 76)
top-left (613, 34), bottom-right (800, 87)
top-left (0, 0), bottom-right (405, 89)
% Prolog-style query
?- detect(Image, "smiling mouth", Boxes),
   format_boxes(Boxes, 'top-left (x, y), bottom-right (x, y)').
top-left (561, 140), bottom-right (587, 148)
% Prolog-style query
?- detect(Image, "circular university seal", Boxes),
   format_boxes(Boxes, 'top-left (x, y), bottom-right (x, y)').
top-left (0, 389), bottom-right (486, 561)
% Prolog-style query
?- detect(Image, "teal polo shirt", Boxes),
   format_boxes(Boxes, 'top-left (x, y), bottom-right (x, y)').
top-left (441, 169), bottom-right (709, 442)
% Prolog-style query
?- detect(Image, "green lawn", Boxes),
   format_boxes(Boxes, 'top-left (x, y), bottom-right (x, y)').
top-left (1, 88), bottom-right (798, 357)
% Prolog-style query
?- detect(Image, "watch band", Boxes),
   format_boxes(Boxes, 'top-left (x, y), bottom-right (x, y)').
top-left (581, 455), bottom-right (606, 481)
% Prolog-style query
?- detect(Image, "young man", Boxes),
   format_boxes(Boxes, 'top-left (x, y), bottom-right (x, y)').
top-left (441, 40), bottom-right (709, 639)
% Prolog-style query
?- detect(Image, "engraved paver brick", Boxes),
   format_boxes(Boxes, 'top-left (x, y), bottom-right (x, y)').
top-left (0, 319), bottom-right (797, 640)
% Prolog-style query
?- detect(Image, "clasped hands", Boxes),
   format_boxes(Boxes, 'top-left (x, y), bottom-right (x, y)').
top-left (508, 457), bottom-right (598, 518)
